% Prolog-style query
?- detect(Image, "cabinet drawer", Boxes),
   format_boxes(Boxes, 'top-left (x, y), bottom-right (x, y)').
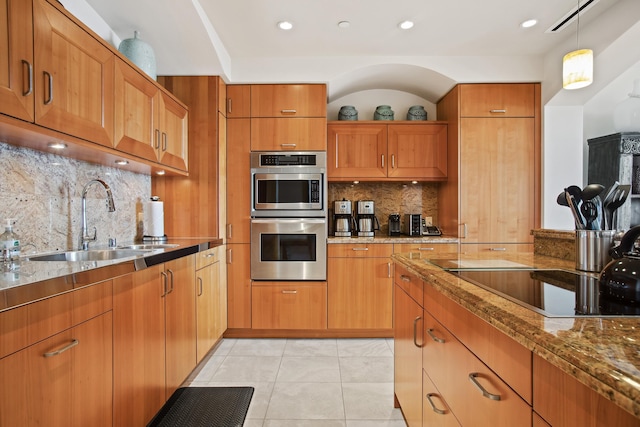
top-left (395, 265), bottom-right (423, 307)
top-left (328, 243), bottom-right (393, 258)
top-left (196, 247), bottom-right (220, 270)
top-left (424, 283), bottom-right (532, 404)
top-left (460, 243), bottom-right (533, 253)
top-left (250, 84), bottom-right (326, 117)
top-left (459, 84), bottom-right (536, 117)
top-left (423, 370), bottom-right (460, 427)
top-left (251, 118), bottom-right (327, 151)
top-left (251, 282), bottom-right (327, 330)
top-left (422, 310), bottom-right (531, 427)
top-left (394, 243), bottom-right (458, 254)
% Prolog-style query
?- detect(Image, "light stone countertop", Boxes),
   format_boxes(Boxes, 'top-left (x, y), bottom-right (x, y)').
top-left (392, 251), bottom-right (640, 420)
top-left (328, 235), bottom-right (459, 244)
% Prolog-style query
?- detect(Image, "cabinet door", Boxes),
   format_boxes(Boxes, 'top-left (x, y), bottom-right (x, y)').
top-left (227, 243), bottom-right (252, 328)
top-left (251, 117), bottom-right (327, 151)
top-left (158, 90), bottom-right (188, 171)
top-left (164, 255), bottom-right (196, 396)
top-left (460, 84), bottom-right (536, 117)
top-left (33, 0), bottom-right (114, 147)
top-left (227, 84), bottom-right (251, 118)
top-left (251, 282), bottom-right (327, 330)
top-left (394, 284), bottom-right (424, 427)
top-left (460, 117), bottom-right (535, 244)
top-left (196, 260), bottom-right (220, 363)
top-left (0, 0), bottom-right (34, 121)
top-left (113, 265), bottom-right (166, 427)
top-left (423, 370), bottom-right (460, 427)
top-left (387, 124), bottom-right (447, 180)
top-left (328, 253), bottom-right (393, 329)
top-left (327, 123), bottom-right (388, 179)
top-left (251, 84), bottom-right (326, 117)
top-left (113, 57), bottom-right (158, 162)
top-left (227, 118), bottom-right (251, 243)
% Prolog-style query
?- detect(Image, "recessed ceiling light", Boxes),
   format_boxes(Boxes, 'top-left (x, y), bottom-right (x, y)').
top-left (337, 21), bottom-right (350, 29)
top-left (277, 21), bottom-right (293, 30)
top-left (47, 142), bottom-right (67, 150)
top-left (399, 20), bottom-right (414, 30)
top-left (521, 19), bottom-right (538, 28)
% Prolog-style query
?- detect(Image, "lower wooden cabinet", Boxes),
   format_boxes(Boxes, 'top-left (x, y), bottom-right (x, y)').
top-left (227, 243), bottom-right (252, 329)
top-left (196, 247), bottom-right (226, 363)
top-left (423, 370), bottom-right (460, 427)
top-left (251, 282), bottom-right (327, 329)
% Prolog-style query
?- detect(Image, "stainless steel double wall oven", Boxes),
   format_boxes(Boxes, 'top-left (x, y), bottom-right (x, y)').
top-left (250, 152), bottom-right (327, 281)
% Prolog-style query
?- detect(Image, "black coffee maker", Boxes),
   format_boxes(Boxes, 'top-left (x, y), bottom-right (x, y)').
top-left (388, 213), bottom-right (401, 236)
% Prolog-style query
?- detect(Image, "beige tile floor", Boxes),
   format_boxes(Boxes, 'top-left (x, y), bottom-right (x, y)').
top-left (185, 338), bottom-right (408, 427)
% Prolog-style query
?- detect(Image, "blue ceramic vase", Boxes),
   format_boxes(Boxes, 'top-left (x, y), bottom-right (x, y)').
top-left (118, 31), bottom-right (157, 80)
top-left (338, 105), bottom-right (358, 121)
top-left (374, 105), bottom-right (394, 121)
top-left (407, 105), bottom-right (427, 121)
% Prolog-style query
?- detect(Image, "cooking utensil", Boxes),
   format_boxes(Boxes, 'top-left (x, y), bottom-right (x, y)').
top-left (580, 200), bottom-right (599, 230)
top-left (564, 188), bottom-right (585, 229)
top-left (581, 183), bottom-right (605, 201)
top-left (604, 184), bottom-right (631, 230)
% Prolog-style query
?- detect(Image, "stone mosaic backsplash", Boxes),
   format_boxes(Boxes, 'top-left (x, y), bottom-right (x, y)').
top-left (328, 182), bottom-right (439, 235)
top-left (0, 142), bottom-right (150, 253)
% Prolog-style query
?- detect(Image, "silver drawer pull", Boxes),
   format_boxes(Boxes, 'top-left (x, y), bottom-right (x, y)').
top-left (427, 328), bottom-right (445, 344)
top-left (281, 109), bottom-right (297, 114)
top-left (44, 339), bottom-right (78, 357)
top-left (489, 247), bottom-right (507, 251)
top-left (22, 60), bottom-right (33, 96)
top-left (426, 393), bottom-right (447, 415)
top-left (351, 247), bottom-right (369, 251)
top-left (204, 253), bottom-right (216, 258)
top-left (418, 247), bottom-right (435, 251)
top-left (468, 373), bottom-right (501, 401)
top-left (489, 109), bottom-right (506, 113)
top-left (400, 275), bottom-right (411, 282)
top-left (413, 316), bottom-right (422, 348)
top-left (281, 143), bottom-right (297, 147)
top-left (281, 290), bottom-right (297, 294)
top-left (197, 277), bottom-right (203, 296)
top-left (43, 70), bottom-right (53, 105)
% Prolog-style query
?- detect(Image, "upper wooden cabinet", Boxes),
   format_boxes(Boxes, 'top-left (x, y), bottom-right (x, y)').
top-left (250, 84), bottom-right (326, 117)
top-left (33, 0), bottom-right (115, 147)
top-left (459, 84), bottom-right (536, 117)
top-left (327, 121), bottom-right (447, 181)
top-left (0, 0), bottom-right (34, 122)
top-left (226, 85), bottom-right (251, 118)
top-left (157, 90), bottom-right (188, 171)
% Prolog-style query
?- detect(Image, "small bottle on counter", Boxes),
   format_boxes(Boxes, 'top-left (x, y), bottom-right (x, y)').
top-left (0, 219), bottom-right (21, 265)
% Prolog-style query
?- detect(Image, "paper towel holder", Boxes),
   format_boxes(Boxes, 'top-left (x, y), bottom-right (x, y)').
top-left (142, 196), bottom-right (168, 243)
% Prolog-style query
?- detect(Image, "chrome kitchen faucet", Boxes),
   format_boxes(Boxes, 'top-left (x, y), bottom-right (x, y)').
top-left (79, 179), bottom-right (116, 250)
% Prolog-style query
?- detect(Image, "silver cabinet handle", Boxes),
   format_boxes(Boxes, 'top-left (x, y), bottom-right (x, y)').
top-left (468, 373), bottom-right (501, 401)
top-left (44, 339), bottom-right (79, 357)
top-left (227, 98), bottom-right (232, 114)
top-left (461, 223), bottom-right (468, 239)
top-left (391, 154), bottom-right (395, 169)
top-left (281, 143), bottom-right (297, 147)
top-left (418, 247), bottom-right (435, 251)
top-left (43, 70), bottom-right (53, 105)
top-left (489, 109), bottom-right (506, 113)
top-left (22, 60), bottom-right (33, 96)
top-left (227, 224), bottom-right (233, 239)
top-left (335, 135), bottom-right (339, 168)
top-left (227, 248), bottom-right (233, 264)
top-left (400, 275), bottom-right (411, 282)
top-left (427, 328), bottom-right (445, 344)
top-left (161, 271), bottom-right (168, 296)
top-left (351, 247), bottom-right (369, 251)
top-left (387, 262), bottom-right (391, 278)
top-left (155, 129), bottom-right (161, 149)
top-left (413, 316), bottom-right (422, 348)
top-left (197, 277), bottom-right (203, 296)
top-left (489, 247), bottom-right (507, 251)
top-left (281, 290), bottom-right (297, 294)
top-left (204, 253), bottom-right (216, 258)
top-left (426, 393), bottom-right (447, 415)
top-left (281, 109), bottom-right (297, 114)
top-left (167, 269), bottom-right (174, 294)
top-left (161, 132), bottom-right (167, 152)
top-left (381, 154), bottom-right (385, 168)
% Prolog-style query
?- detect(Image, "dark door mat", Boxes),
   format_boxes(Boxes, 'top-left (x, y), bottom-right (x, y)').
top-left (147, 386), bottom-right (254, 427)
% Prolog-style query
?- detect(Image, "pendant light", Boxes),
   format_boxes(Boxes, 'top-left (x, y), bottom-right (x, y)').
top-left (562, 0), bottom-right (593, 90)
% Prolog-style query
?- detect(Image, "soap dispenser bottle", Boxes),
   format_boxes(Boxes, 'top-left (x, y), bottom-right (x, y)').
top-left (0, 219), bottom-right (20, 264)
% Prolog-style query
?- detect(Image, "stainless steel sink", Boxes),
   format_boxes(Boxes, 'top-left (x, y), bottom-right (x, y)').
top-left (28, 249), bottom-right (150, 262)
top-left (117, 244), bottom-right (179, 250)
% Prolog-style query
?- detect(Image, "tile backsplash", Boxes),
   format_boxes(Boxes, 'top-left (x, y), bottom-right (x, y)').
top-left (0, 142), bottom-right (150, 253)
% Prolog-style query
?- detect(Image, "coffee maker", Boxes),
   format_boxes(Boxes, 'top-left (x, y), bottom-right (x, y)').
top-left (356, 200), bottom-right (380, 237)
top-left (333, 199), bottom-right (355, 237)
top-left (388, 213), bottom-right (401, 236)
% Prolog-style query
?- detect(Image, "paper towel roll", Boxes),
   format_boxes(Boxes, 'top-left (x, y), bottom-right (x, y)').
top-left (143, 200), bottom-right (165, 237)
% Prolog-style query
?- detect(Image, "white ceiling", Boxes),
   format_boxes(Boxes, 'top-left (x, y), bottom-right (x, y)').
top-left (78, 0), bottom-right (628, 102)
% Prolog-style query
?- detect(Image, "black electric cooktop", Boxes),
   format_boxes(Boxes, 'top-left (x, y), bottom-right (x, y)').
top-left (449, 269), bottom-right (640, 317)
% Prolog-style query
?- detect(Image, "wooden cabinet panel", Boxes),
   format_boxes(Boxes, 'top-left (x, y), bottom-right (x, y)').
top-left (459, 117), bottom-right (535, 244)
top-left (227, 118), bottom-right (251, 243)
top-left (393, 243), bottom-right (458, 254)
top-left (460, 84), bottom-right (536, 117)
top-left (533, 413), bottom-right (551, 427)
top-left (227, 243), bottom-right (252, 328)
top-left (217, 77), bottom-right (226, 115)
top-left (394, 283), bottom-right (424, 427)
top-left (395, 264), bottom-right (423, 307)
top-left (533, 354), bottom-right (639, 427)
top-left (196, 257), bottom-right (221, 362)
top-left (157, 90), bottom-right (188, 171)
top-left (226, 84), bottom-right (251, 118)
top-left (328, 243), bottom-right (393, 258)
top-left (251, 282), bottom-right (327, 330)
top-left (251, 84), bottom-right (326, 117)
top-left (250, 117), bottom-right (327, 151)
top-left (33, 0), bottom-right (114, 147)
top-left (388, 124), bottom-right (447, 179)
top-left (423, 370), bottom-right (461, 427)
top-left (0, 0), bottom-right (34, 122)
top-left (328, 122), bottom-right (388, 179)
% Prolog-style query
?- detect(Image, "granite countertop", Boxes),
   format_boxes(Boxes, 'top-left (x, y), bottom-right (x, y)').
top-left (392, 251), bottom-right (640, 419)
top-left (0, 238), bottom-right (223, 313)
top-left (328, 235), bottom-right (459, 244)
